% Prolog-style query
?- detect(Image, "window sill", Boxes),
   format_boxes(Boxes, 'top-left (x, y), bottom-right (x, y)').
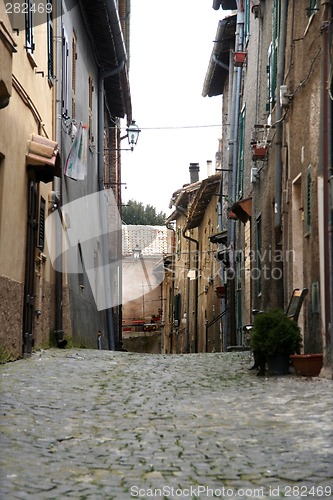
top-left (26, 51), bottom-right (37, 69)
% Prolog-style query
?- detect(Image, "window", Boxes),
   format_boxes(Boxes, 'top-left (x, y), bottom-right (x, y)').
top-left (78, 242), bottom-right (85, 289)
top-left (307, 0), bottom-right (318, 17)
top-left (62, 26), bottom-right (69, 118)
top-left (25, 0), bottom-right (34, 53)
top-left (266, 0), bottom-right (280, 113)
top-left (237, 106), bottom-right (246, 200)
top-left (256, 215), bottom-right (262, 295)
top-left (37, 197), bottom-right (46, 251)
top-left (72, 31), bottom-right (77, 118)
top-left (88, 76), bottom-right (94, 144)
top-left (306, 165), bottom-right (311, 232)
top-left (47, 1), bottom-right (54, 83)
top-left (174, 293), bottom-right (181, 322)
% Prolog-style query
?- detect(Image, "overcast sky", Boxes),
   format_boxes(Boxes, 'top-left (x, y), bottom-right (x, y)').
top-left (121, 1), bottom-right (226, 215)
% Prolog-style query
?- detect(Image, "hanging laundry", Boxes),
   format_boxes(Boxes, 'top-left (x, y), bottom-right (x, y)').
top-left (64, 122), bottom-right (88, 180)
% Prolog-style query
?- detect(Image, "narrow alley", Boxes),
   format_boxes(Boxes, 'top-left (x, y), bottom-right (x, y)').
top-left (1, 349), bottom-right (332, 499)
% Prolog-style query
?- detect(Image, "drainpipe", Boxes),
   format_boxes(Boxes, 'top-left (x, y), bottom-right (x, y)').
top-left (166, 222), bottom-right (176, 353)
top-left (97, 0), bottom-right (128, 350)
top-left (182, 228), bottom-right (199, 353)
top-left (318, 0), bottom-right (333, 370)
top-left (228, 3), bottom-right (244, 345)
top-left (274, 0), bottom-right (288, 307)
top-left (54, 0), bottom-right (65, 348)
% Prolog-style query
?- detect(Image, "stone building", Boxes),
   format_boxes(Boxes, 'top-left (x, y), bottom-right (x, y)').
top-left (163, 164), bottom-right (224, 354)
top-left (0, 0), bottom-right (60, 359)
top-left (0, 0), bottom-right (134, 358)
top-left (204, 0), bottom-right (333, 374)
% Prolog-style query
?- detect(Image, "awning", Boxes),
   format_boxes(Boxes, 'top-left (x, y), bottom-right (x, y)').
top-left (202, 15), bottom-right (237, 98)
top-left (26, 134), bottom-right (61, 183)
top-left (230, 197), bottom-right (252, 224)
top-left (209, 230), bottom-right (228, 246)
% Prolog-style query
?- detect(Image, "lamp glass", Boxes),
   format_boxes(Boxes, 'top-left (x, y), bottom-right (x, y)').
top-left (127, 120), bottom-right (141, 148)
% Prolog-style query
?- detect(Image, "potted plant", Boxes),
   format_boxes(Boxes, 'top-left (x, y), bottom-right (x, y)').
top-left (250, 308), bottom-right (302, 375)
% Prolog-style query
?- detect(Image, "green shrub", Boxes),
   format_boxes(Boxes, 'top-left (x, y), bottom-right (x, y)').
top-left (250, 308), bottom-right (302, 356)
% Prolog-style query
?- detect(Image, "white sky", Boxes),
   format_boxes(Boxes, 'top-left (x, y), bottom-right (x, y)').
top-left (121, 0), bottom-right (226, 215)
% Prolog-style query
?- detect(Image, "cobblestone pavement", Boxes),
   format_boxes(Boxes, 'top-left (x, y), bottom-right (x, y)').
top-left (1, 349), bottom-right (333, 500)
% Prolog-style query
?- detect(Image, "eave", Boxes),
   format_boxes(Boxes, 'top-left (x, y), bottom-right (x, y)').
top-left (185, 175), bottom-right (221, 230)
top-left (202, 15), bottom-right (237, 98)
top-left (79, 0), bottom-right (132, 120)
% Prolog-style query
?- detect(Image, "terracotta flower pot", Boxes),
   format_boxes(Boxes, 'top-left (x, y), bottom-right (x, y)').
top-left (252, 144), bottom-right (267, 160)
top-left (234, 51), bottom-right (247, 66)
top-left (290, 354), bottom-right (323, 377)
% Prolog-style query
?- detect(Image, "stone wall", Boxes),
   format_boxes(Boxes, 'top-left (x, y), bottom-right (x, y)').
top-left (0, 275), bottom-right (24, 360)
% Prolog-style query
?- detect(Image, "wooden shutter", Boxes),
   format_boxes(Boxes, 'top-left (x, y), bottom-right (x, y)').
top-left (47, 1), bottom-right (54, 82)
top-left (72, 31), bottom-right (77, 119)
top-left (38, 197), bottom-right (46, 251)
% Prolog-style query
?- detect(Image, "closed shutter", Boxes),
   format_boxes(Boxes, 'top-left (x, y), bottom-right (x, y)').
top-left (237, 106), bottom-right (246, 200)
top-left (47, 1), bottom-right (54, 82)
top-left (38, 197), bottom-right (46, 250)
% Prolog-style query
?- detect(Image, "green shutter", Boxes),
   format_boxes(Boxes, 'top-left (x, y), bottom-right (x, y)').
top-left (244, 0), bottom-right (251, 44)
top-left (47, 1), bottom-right (54, 82)
top-left (267, 0), bottom-right (280, 113)
top-left (237, 106), bottom-right (246, 200)
top-left (256, 215), bottom-right (262, 295)
top-left (306, 165), bottom-right (311, 232)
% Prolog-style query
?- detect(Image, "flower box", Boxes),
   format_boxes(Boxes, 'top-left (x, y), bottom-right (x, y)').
top-left (252, 144), bottom-right (267, 160)
top-left (234, 51), bottom-right (247, 66)
top-left (215, 286), bottom-right (226, 298)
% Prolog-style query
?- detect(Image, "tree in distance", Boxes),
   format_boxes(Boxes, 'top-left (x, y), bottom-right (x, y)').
top-left (122, 200), bottom-right (167, 225)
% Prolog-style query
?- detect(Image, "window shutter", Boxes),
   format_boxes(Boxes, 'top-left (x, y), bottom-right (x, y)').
top-left (47, 2), bottom-right (54, 82)
top-left (244, 0), bottom-right (250, 45)
top-left (237, 106), bottom-right (246, 200)
top-left (62, 26), bottom-right (69, 117)
top-left (38, 198), bottom-right (46, 251)
top-left (72, 31), bottom-right (77, 118)
top-left (25, 0), bottom-right (34, 53)
top-left (306, 165), bottom-right (311, 232)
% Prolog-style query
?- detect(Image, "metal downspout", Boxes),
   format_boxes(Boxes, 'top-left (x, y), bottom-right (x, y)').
top-left (229, 4), bottom-right (244, 346)
top-left (319, 0), bottom-right (333, 370)
top-left (54, 0), bottom-right (65, 348)
top-left (274, 0), bottom-right (288, 231)
top-left (182, 229), bottom-right (199, 353)
top-left (185, 239), bottom-right (191, 353)
top-left (166, 223), bottom-right (176, 353)
top-left (97, 0), bottom-right (128, 350)
top-left (274, 0), bottom-right (288, 308)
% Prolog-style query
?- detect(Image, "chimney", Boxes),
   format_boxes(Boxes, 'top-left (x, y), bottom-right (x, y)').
top-left (206, 160), bottom-right (212, 177)
top-left (189, 163), bottom-right (200, 184)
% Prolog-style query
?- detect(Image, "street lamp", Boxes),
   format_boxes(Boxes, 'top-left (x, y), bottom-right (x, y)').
top-left (126, 120), bottom-right (141, 151)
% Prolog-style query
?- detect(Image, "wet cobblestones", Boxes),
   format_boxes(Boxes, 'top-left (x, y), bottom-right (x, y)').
top-left (1, 349), bottom-right (332, 499)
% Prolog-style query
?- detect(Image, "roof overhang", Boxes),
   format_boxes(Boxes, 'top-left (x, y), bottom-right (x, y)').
top-left (202, 15), bottom-right (237, 98)
top-left (212, 0), bottom-right (237, 10)
top-left (185, 175), bottom-right (221, 230)
top-left (230, 197), bottom-right (252, 224)
top-left (209, 230), bottom-right (228, 246)
top-left (79, 0), bottom-right (132, 120)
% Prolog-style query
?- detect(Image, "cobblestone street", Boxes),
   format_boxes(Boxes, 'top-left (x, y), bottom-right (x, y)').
top-left (1, 349), bottom-right (332, 499)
